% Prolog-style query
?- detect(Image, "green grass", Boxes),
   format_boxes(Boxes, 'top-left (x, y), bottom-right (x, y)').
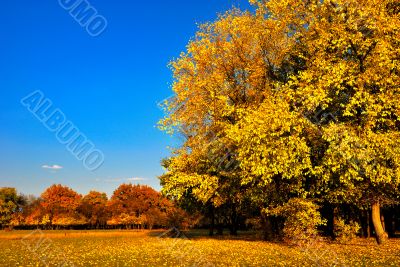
top-left (1, 229), bottom-right (399, 266)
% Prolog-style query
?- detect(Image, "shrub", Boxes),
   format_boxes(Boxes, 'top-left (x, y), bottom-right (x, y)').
top-left (266, 198), bottom-right (326, 245)
top-left (334, 218), bottom-right (361, 242)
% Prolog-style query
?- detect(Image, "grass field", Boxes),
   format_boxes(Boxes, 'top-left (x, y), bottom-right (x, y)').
top-left (1, 229), bottom-right (400, 266)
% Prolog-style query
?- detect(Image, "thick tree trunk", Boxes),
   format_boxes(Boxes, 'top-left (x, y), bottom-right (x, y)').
top-left (371, 201), bottom-right (388, 244)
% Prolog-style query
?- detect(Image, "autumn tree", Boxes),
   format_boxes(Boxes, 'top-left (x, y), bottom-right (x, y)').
top-left (41, 184), bottom-right (85, 227)
top-left (0, 188), bottom-right (22, 228)
top-left (80, 191), bottom-right (108, 228)
top-left (234, 0), bottom-right (400, 244)
top-left (159, 8), bottom-right (294, 235)
top-left (264, 0), bottom-right (399, 244)
top-left (22, 195), bottom-right (47, 228)
top-left (108, 184), bottom-right (168, 229)
top-left (160, 0), bottom-right (399, 244)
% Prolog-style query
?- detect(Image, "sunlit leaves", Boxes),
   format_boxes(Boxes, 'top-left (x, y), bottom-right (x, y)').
top-left (159, 0), bottom-right (400, 239)
top-left (229, 96), bottom-right (311, 186)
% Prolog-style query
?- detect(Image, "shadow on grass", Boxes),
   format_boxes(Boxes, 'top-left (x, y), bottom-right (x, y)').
top-left (146, 228), bottom-right (263, 242)
top-left (147, 229), bottom-right (400, 249)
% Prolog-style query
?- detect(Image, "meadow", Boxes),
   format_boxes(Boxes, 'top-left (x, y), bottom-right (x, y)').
top-left (1, 230), bottom-right (400, 266)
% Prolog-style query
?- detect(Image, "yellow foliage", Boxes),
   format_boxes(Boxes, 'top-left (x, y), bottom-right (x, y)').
top-left (159, 0), bottom-right (400, 218)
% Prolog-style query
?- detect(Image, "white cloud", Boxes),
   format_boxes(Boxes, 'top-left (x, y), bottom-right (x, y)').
top-left (42, 164), bottom-right (63, 170)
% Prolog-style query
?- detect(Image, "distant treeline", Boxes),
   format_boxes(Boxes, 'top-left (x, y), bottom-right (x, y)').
top-left (0, 185), bottom-right (199, 230)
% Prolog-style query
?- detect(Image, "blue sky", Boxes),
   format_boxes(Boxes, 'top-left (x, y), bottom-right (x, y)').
top-left (0, 0), bottom-right (252, 197)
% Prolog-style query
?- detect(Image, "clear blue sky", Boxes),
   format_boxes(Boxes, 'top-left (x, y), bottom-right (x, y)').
top-left (0, 0), bottom-right (252, 197)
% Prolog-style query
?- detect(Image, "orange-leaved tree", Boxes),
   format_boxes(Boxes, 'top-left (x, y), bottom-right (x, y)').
top-left (80, 191), bottom-right (108, 228)
top-left (41, 184), bottom-right (84, 227)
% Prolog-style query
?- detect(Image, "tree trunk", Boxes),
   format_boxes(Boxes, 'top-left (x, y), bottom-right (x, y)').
top-left (261, 214), bottom-right (273, 241)
top-left (332, 207), bottom-right (338, 238)
top-left (371, 201), bottom-right (388, 244)
top-left (229, 205), bottom-right (238, 236)
top-left (209, 206), bottom-right (215, 236)
top-left (366, 210), bottom-right (371, 238)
